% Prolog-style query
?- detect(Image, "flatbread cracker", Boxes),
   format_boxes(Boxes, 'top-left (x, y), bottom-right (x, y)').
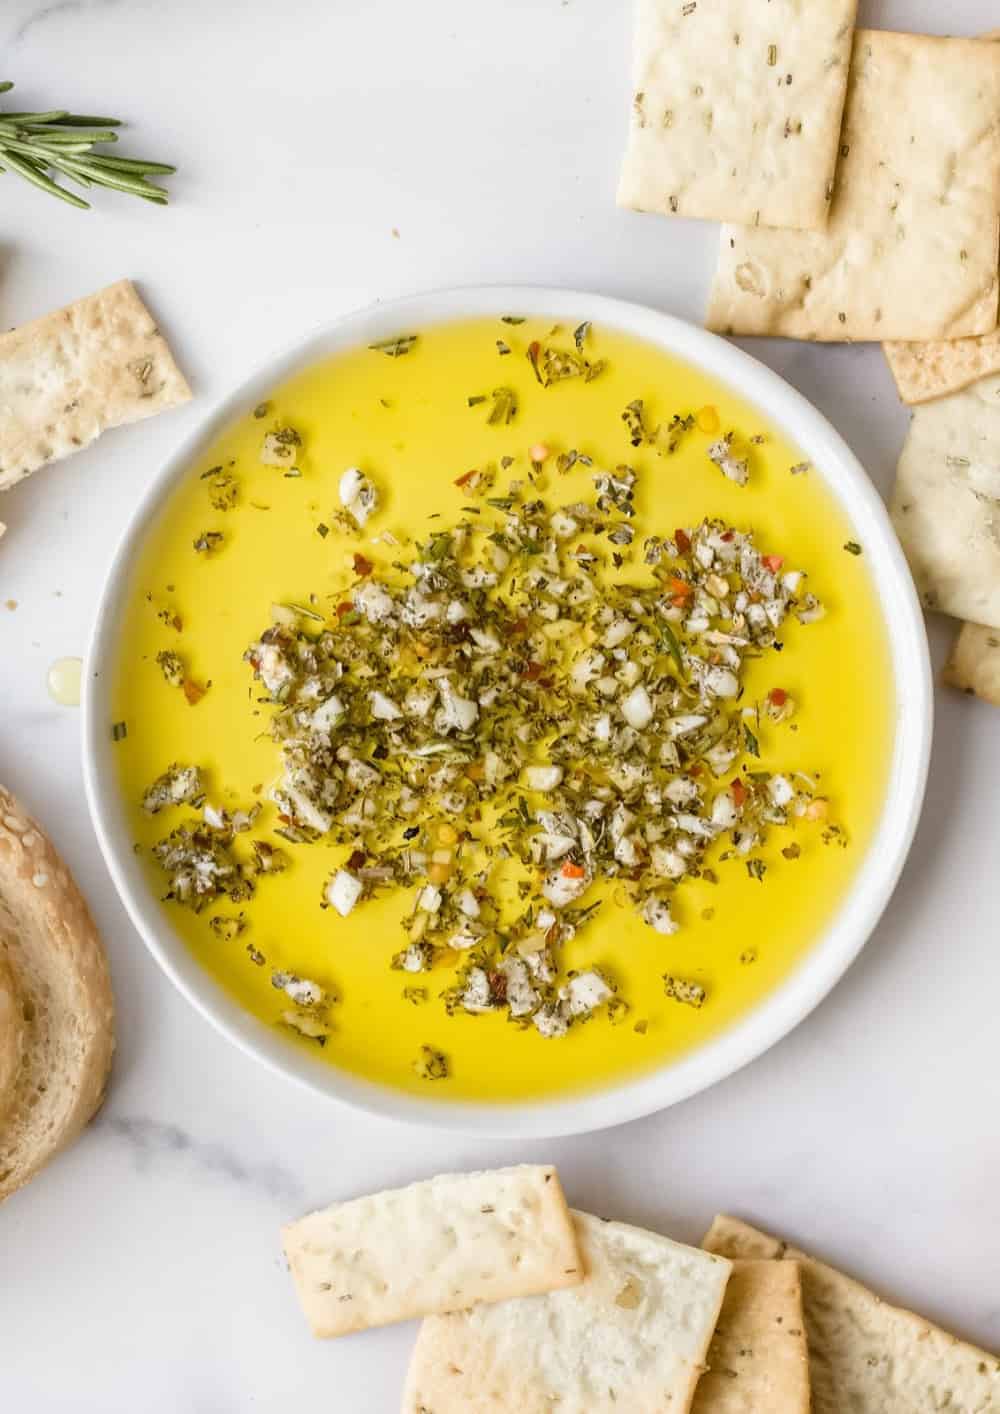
top-left (692, 1260), bottom-right (810, 1414)
top-left (617, 0), bottom-right (857, 231)
top-left (281, 1165), bottom-right (582, 1339)
top-left (0, 279), bottom-right (190, 492)
top-left (884, 326), bottom-right (1000, 406)
top-left (706, 30), bottom-right (1000, 342)
top-left (890, 373), bottom-right (1000, 626)
top-left (883, 31), bottom-right (1000, 402)
top-left (402, 1211), bottom-right (732, 1414)
top-left (943, 621), bottom-right (1000, 704)
top-left (703, 1215), bottom-right (1000, 1413)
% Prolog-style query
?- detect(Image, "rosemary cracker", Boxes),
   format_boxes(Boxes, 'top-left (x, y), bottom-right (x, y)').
top-left (890, 374), bottom-right (1000, 626)
top-left (0, 279), bottom-right (190, 493)
top-left (703, 1215), bottom-right (1000, 1413)
top-left (617, 0), bottom-right (857, 231)
top-left (885, 325), bottom-right (1000, 406)
top-left (402, 1211), bottom-right (731, 1414)
top-left (943, 622), bottom-right (1000, 705)
top-left (706, 30), bottom-right (1000, 342)
top-left (281, 1165), bottom-right (582, 1338)
top-left (882, 35), bottom-right (1000, 402)
top-left (691, 1260), bottom-right (810, 1414)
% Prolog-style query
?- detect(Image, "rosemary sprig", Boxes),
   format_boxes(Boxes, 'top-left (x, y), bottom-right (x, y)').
top-left (0, 81), bottom-right (175, 209)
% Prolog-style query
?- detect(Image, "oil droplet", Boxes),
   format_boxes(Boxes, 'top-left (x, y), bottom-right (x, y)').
top-left (47, 656), bottom-right (83, 707)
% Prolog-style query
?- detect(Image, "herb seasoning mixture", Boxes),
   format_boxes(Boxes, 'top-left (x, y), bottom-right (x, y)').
top-left (112, 318), bottom-right (893, 1100)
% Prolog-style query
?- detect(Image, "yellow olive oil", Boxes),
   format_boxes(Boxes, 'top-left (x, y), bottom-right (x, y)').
top-left (112, 317), bottom-right (893, 1101)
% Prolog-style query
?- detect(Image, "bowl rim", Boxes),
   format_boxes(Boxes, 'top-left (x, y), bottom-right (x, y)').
top-left (82, 283), bottom-right (933, 1138)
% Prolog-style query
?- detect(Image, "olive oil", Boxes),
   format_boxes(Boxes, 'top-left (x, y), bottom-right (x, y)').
top-left (112, 318), bottom-right (893, 1101)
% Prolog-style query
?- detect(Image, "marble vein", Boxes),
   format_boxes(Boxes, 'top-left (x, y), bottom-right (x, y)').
top-left (100, 1114), bottom-right (303, 1203)
top-left (14, 0), bottom-right (122, 44)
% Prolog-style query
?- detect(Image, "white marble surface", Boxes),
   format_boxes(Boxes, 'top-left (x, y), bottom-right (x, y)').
top-left (2, 1), bottom-right (999, 1407)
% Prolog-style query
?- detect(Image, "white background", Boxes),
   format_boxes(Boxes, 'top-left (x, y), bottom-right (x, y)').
top-left (2, 2), bottom-right (998, 1408)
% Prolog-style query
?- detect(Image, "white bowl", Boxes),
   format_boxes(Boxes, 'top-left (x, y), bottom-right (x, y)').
top-left (83, 285), bottom-right (932, 1138)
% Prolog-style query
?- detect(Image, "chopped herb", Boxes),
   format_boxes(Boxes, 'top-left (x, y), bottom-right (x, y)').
top-left (789, 461), bottom-right (810, 475)
top-left (487, 387), bottom-right (518, 426)
top-left (193, 531), bottom-right (224, 555)
top-left (111, 720), bottom-right (128, 742)
top-left (843, 541), bottom-right (863, 556)
top-left (209, 915), bottom-right (245, 942)
top-left (412, 1044), bottom-right (449, 1080)
top-left (782, 843), bottom-right (801, 860)
top-left (743, 723), bottom-right (760, 757)
top-left (369, 333), bottom-right (418, 357)
top-left (253, 402), bottom-right (270, 419)
top-left (156, 650), bottom-right (185, 687)
top-left (500, 315), bottom-right (525, 325)
top-left (746, 858), bottom-right (767, 883)
top-left (316, 522), bottom-right (330, 538)
top-left (663, 975), bottom-right (706, 1008)
top-left (467, 394), bottom-right (487, 407)
top-left (496, 339), bottom-right (511, 356)
top-left (573, 320), bottom-right (591, 351)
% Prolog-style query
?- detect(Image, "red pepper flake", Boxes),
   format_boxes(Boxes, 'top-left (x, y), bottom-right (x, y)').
top-left (509, 617), bottom-right (529, 636)
top-left (561, 860), bottom-right (585, 879)
top-left (521, 660), bottom-right (544, 681)
top-left (769, 687), bottom-right (788, 707)
top-left (762, 554), bottom-right (784, 573)
top-left (182, 679), bottom-right (207, 706)
top-left (688, 765), bottom-right (702, 778)
top-left (336, 601), bottom-right (354, 618)
top-left (347, 849), bottom-right (366, 870)
top-left (669, 576), bottom-right (694, 605)
top-left (454, 469), bottom-right (477, 487)
top-left (353, 553), bottom-right (374, 577)
top-left (730, 778), bottom-right (747, 807)
top-left (721, 530), bottom-right (735, 543)
top-left (675, 528), bottom-right (691, 553)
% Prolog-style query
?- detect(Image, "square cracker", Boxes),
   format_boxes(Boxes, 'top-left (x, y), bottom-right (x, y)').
top-left (691, 1259), bottom-right (810, 1414)
top-left (706, 30), bottom-right (1000, 342)
top-left (703, 1215), bottom-right (1000, 1413)
top-left (884, 325), bottom-right (1000, 405)
top-left (943, 621), bottom-right (1000, 704)
top-left (281, 1165), bottom-right (583, 1339)
top-left (890, 372), bottom-right (1000, 627)
top-left (617, 0), bottom-right (858, 231)
top-left (402, 1210), bottom-right (732, 1413)
top-left (0, 279), bottom-right (190, 493)
top-left (883, 32), bottom-right (1000, 403)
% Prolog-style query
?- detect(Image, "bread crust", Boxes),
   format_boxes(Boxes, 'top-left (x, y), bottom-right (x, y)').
top-left (0, 785), bottom-right (115, 1201)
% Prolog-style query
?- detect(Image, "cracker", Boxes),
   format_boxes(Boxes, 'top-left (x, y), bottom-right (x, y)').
top-left (943, 621), bottom-right (1000, 704)
top-left (884, 327), bottom-right (1000, 406)
top-left (883, 32), bottom-right (1000, 402)
top-left (691, 1260), bottom-right (810, 1414)
top-left (402, 1210), bottom-right (731, 1414)
top-left (706, 30), bottom-right (1000, 342)
top-left (703, 1215), bottom-right (1000, 1413)
top-left (617, 0), bottom-right (858, 231)
top-left (281, 1165), bottom-right (582, 1339)
top-left (0, 279), bottom-right (190, 492)
top-left (890, 373), bottom-right (1000, 626)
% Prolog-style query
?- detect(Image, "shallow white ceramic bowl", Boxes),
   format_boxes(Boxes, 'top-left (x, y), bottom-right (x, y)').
top-left (83, 286), bottom-right (932, 1137)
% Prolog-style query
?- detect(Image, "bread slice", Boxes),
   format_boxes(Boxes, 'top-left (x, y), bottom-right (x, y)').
top-left (0, 785), bottom-right (115, 1201)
